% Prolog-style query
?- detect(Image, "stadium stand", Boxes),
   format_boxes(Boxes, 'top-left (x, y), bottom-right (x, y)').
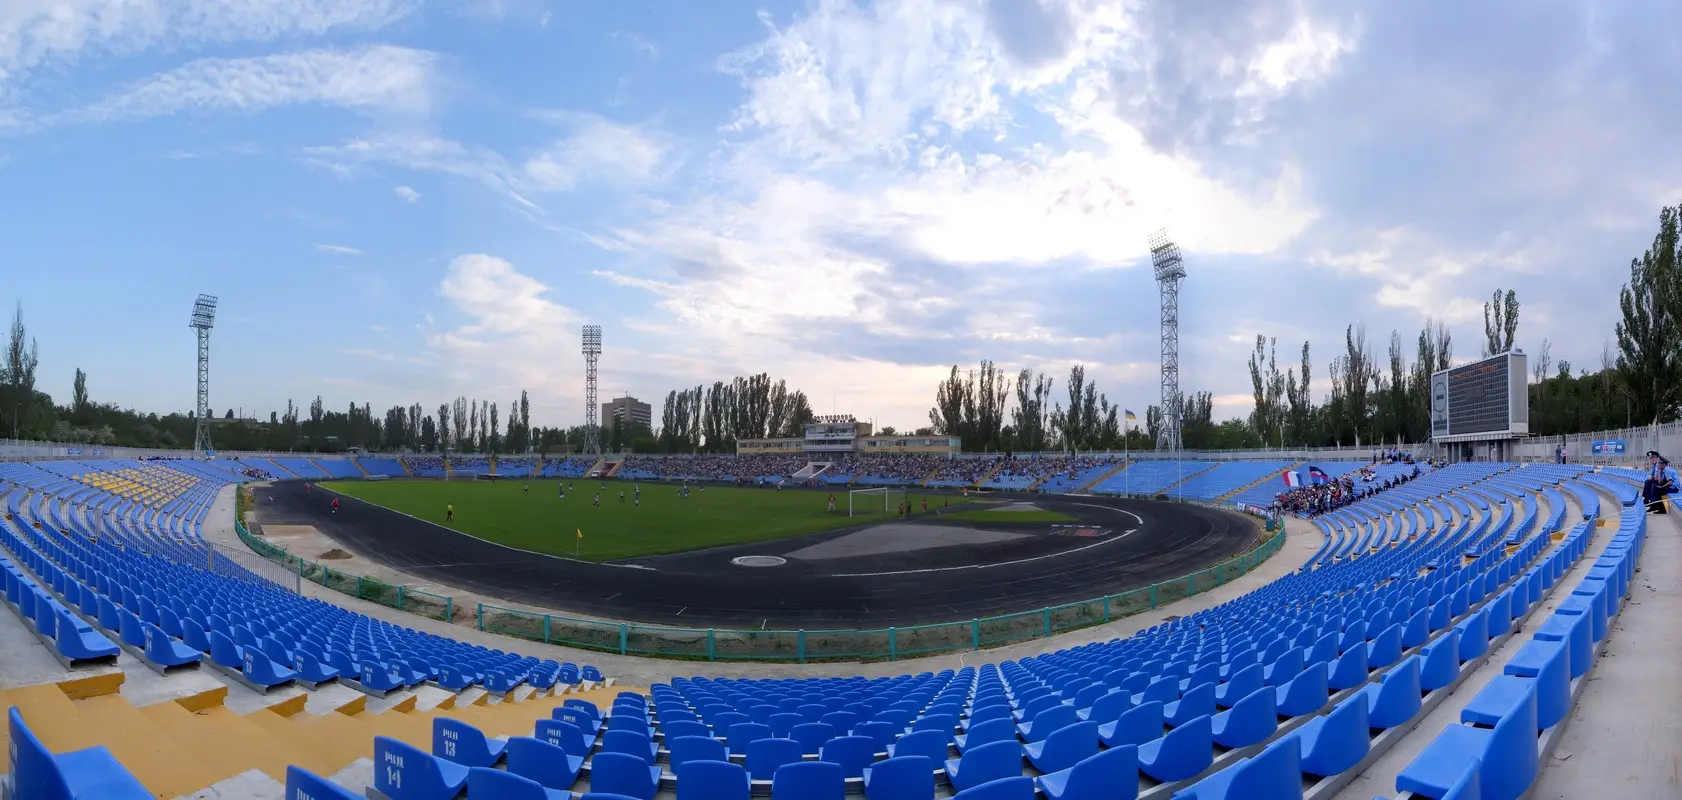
top-left (539, 457), bottom-right (596, 478)
top-left (314, 458), bottom-right (364, 479)
top-left (356, 456), bottom-right (408, 477)
top-left (925, 457), bottom-right (998, 488)
top-left (237, 456), bottom-right (294, 479)
top-left (1031, 456), bottom-right (1122, 493)
top-left (0, 457), bottom-right (611, 797)
top-left (1169, 461), bottom-right (1296, 502)
top-left (0, 452), bottom-right (1654, 799)
top-left (495, 457), bottom-right (535, 478)
top-left (271, 458), bottom-right (330, 480)
top-left (401, 455), bottom-right (449, 478)
top-left (1090, 460), bottom-right (1215, 496)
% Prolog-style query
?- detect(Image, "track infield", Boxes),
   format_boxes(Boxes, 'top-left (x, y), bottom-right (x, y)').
top-left (265, 482), bottom-right (1263, 628)
top-left (322, 480), bottom-right (936, 561)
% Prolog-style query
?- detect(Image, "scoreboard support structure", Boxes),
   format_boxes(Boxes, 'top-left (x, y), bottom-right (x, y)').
top-left (1430, 351), bottom-right (1530, 463)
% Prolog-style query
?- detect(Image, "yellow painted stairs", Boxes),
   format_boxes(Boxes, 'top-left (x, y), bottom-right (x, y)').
top-left (0, 670), bottom-right (635, 799)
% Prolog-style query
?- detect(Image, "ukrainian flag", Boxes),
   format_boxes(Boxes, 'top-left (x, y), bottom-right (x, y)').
top-left (1124, 409), bottom-right (1138, 421)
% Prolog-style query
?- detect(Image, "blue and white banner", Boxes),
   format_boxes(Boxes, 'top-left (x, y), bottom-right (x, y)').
top-left (1590, 439), bottom-right (1626, 455)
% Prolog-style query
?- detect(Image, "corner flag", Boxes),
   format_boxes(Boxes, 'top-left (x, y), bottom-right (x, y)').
top-left (576, 529), bottom-right (583, 539)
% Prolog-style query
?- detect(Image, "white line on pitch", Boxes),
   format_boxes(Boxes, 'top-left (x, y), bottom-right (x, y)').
top-left (833, 505), bottom-right (1142, 577)
top-left (324, 489), bottom-right (659, 571)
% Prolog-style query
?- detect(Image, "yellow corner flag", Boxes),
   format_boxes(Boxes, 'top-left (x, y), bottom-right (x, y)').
top-left (576, 528), bottom-right (583, 539)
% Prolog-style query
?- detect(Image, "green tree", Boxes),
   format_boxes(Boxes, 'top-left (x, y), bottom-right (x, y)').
top-left (1616, 204), bottom-right (1682, 426)
top-left (1482, 288), bottom-right (1520, 357)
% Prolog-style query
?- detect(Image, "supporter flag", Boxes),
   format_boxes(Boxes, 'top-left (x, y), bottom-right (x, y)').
top-left (1308, 466), bottom-right (1330, 484)
top-left (1283, 469), bottom-right (1304, 488)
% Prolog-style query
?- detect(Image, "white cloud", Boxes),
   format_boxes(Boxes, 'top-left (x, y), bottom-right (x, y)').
top-left (718, 2), bottom-right (1007, 167)
top-left (1244, 16), bottom-right (1357, 95)
top-left (0, 0), bottom-right (418, 91)
top-left (316, 243), bottom-right (362, 255)
top-left (163, 141), bottom-right (262, 159)
top-left (338, 348), bottom-right (394, 361)
top-left (612, 30), bottom-right (658, 60)
top-left (569, 0), bottom-right (1343, 428)
top-left (521, 113), bottom-right (671, 192)
top-left (34, 46), bottom-right (435, 127)
top-left (428, 254), bottom-right (582, 405)
top-left (304, 114), bottom-right (670, 207)
top-left (392, 185), bottom-right (421, 202)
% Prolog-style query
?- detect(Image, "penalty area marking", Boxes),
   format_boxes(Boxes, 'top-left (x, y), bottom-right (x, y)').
top-left (833, 530), bottom-right (1136, 577)
top-left (834, 502), bottom-right (1144, 577)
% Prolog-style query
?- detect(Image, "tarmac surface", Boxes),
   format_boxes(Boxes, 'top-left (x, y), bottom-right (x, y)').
top-left (256, 482), bottom-right (1259, 628)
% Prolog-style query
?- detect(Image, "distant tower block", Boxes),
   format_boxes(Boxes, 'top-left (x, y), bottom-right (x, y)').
top-left (189, 294), bottom-right (219, 454)
top-left (1149, 229), bottom-right (1186, 452)
top-left (582, 324), bottom-right (602, 455)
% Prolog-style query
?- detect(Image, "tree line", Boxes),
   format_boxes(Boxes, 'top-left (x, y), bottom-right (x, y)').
top-left (658, 374), bottom-right (816, 453)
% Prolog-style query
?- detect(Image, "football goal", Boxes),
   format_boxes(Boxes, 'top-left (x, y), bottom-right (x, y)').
top-left (848, 487), bottom-right (908, 517)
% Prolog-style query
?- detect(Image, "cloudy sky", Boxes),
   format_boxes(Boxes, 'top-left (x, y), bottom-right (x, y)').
top-left (1, 0), bottom-right (1677, 432)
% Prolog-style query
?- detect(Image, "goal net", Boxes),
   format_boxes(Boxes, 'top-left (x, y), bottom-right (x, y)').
top-left (848, 487), bottom-right (908, 517)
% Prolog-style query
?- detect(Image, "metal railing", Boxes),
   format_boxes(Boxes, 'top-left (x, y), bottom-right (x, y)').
top-left (233, 520), bottom-right (455, 622)
top-left (473, 525), bottom-right (1287, 663)
top-left (207, 540), bottom-right (301, 593)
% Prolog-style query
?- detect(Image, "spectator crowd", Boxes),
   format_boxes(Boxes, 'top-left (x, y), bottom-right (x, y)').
top-left (1274, 463), bottom-right (1424, 517)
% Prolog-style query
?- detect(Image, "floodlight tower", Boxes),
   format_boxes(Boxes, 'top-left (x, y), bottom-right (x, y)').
top-left (582, 325), bottom-right (602, 455)
top-left (188, 294), bottom-right (219, 454)
top-left (1149, 229), bottom-right (1186, 452)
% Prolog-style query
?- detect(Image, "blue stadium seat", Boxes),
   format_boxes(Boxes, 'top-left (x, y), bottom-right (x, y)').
top-left (1137, 714), bottom-right (1212, 782)
top-left (945, 739), bottom-right (1023, 793)
top-left (1171, 735), bottom-right (1300, 799)
top-left (467, 766), bottom-right (569, 799)
top-left (534, 718), bottom-right (592, 760)
top-left (6, 707), bottom-right (151, 800)
top-left (772, 760), bottom-right (846, 800)
top-left (819, 734), bottom-right (876, 779)
top-left (675, 759), bottom-right (750, 800)
top-left (1396, 682), bottom-right (1538, 800)
top-left (1024, 720), bottom-right (1099, 774)
top-left (861, 754), bottom-right (937, 800)
top-left (746, 736), bottom-right (804, 781)
top-left (1210, 685), bottom-right (1276, 748)
top-left (588, 752), bottom-right (662, 800)
top-left (505, 736), bottom-right (582, 791)
top-left (372, 736), bottom-right (469, 800)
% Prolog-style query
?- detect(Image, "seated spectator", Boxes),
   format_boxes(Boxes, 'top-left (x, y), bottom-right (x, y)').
top-left (1642, 450), bottom-right (1678, 514)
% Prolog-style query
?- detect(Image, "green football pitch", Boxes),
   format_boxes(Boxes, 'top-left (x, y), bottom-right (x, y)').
top-left (323, 480), bottom-right (924, 562)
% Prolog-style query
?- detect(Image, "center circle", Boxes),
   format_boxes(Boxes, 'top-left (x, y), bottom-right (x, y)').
top-left (732, 555), bottom-right (787, 568)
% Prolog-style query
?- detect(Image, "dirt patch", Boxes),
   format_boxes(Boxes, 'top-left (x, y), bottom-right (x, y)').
top-left (318, 548), bottom-right (352, 560)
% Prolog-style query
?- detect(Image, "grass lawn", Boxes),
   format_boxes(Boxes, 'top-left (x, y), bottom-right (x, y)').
top-left (323, 480), bottom-right (918, 561)
top-left (938, 507), bottom-right (1076, 524)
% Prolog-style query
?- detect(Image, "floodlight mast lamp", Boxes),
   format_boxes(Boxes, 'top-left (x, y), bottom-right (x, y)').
top-left (188, 294), bottom-right (219, 454)
top-left (582, 325), bottom-right (602, 456)
top-left (1149, 229), bottom-right (1185, 453)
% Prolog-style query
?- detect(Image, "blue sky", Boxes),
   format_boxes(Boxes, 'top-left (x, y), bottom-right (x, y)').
top-left (1, 0), bottom-right (1678, 433)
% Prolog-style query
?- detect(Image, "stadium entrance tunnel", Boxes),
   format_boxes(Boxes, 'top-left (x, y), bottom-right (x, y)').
top-left (257, 482), bottom-right (1260, 629)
